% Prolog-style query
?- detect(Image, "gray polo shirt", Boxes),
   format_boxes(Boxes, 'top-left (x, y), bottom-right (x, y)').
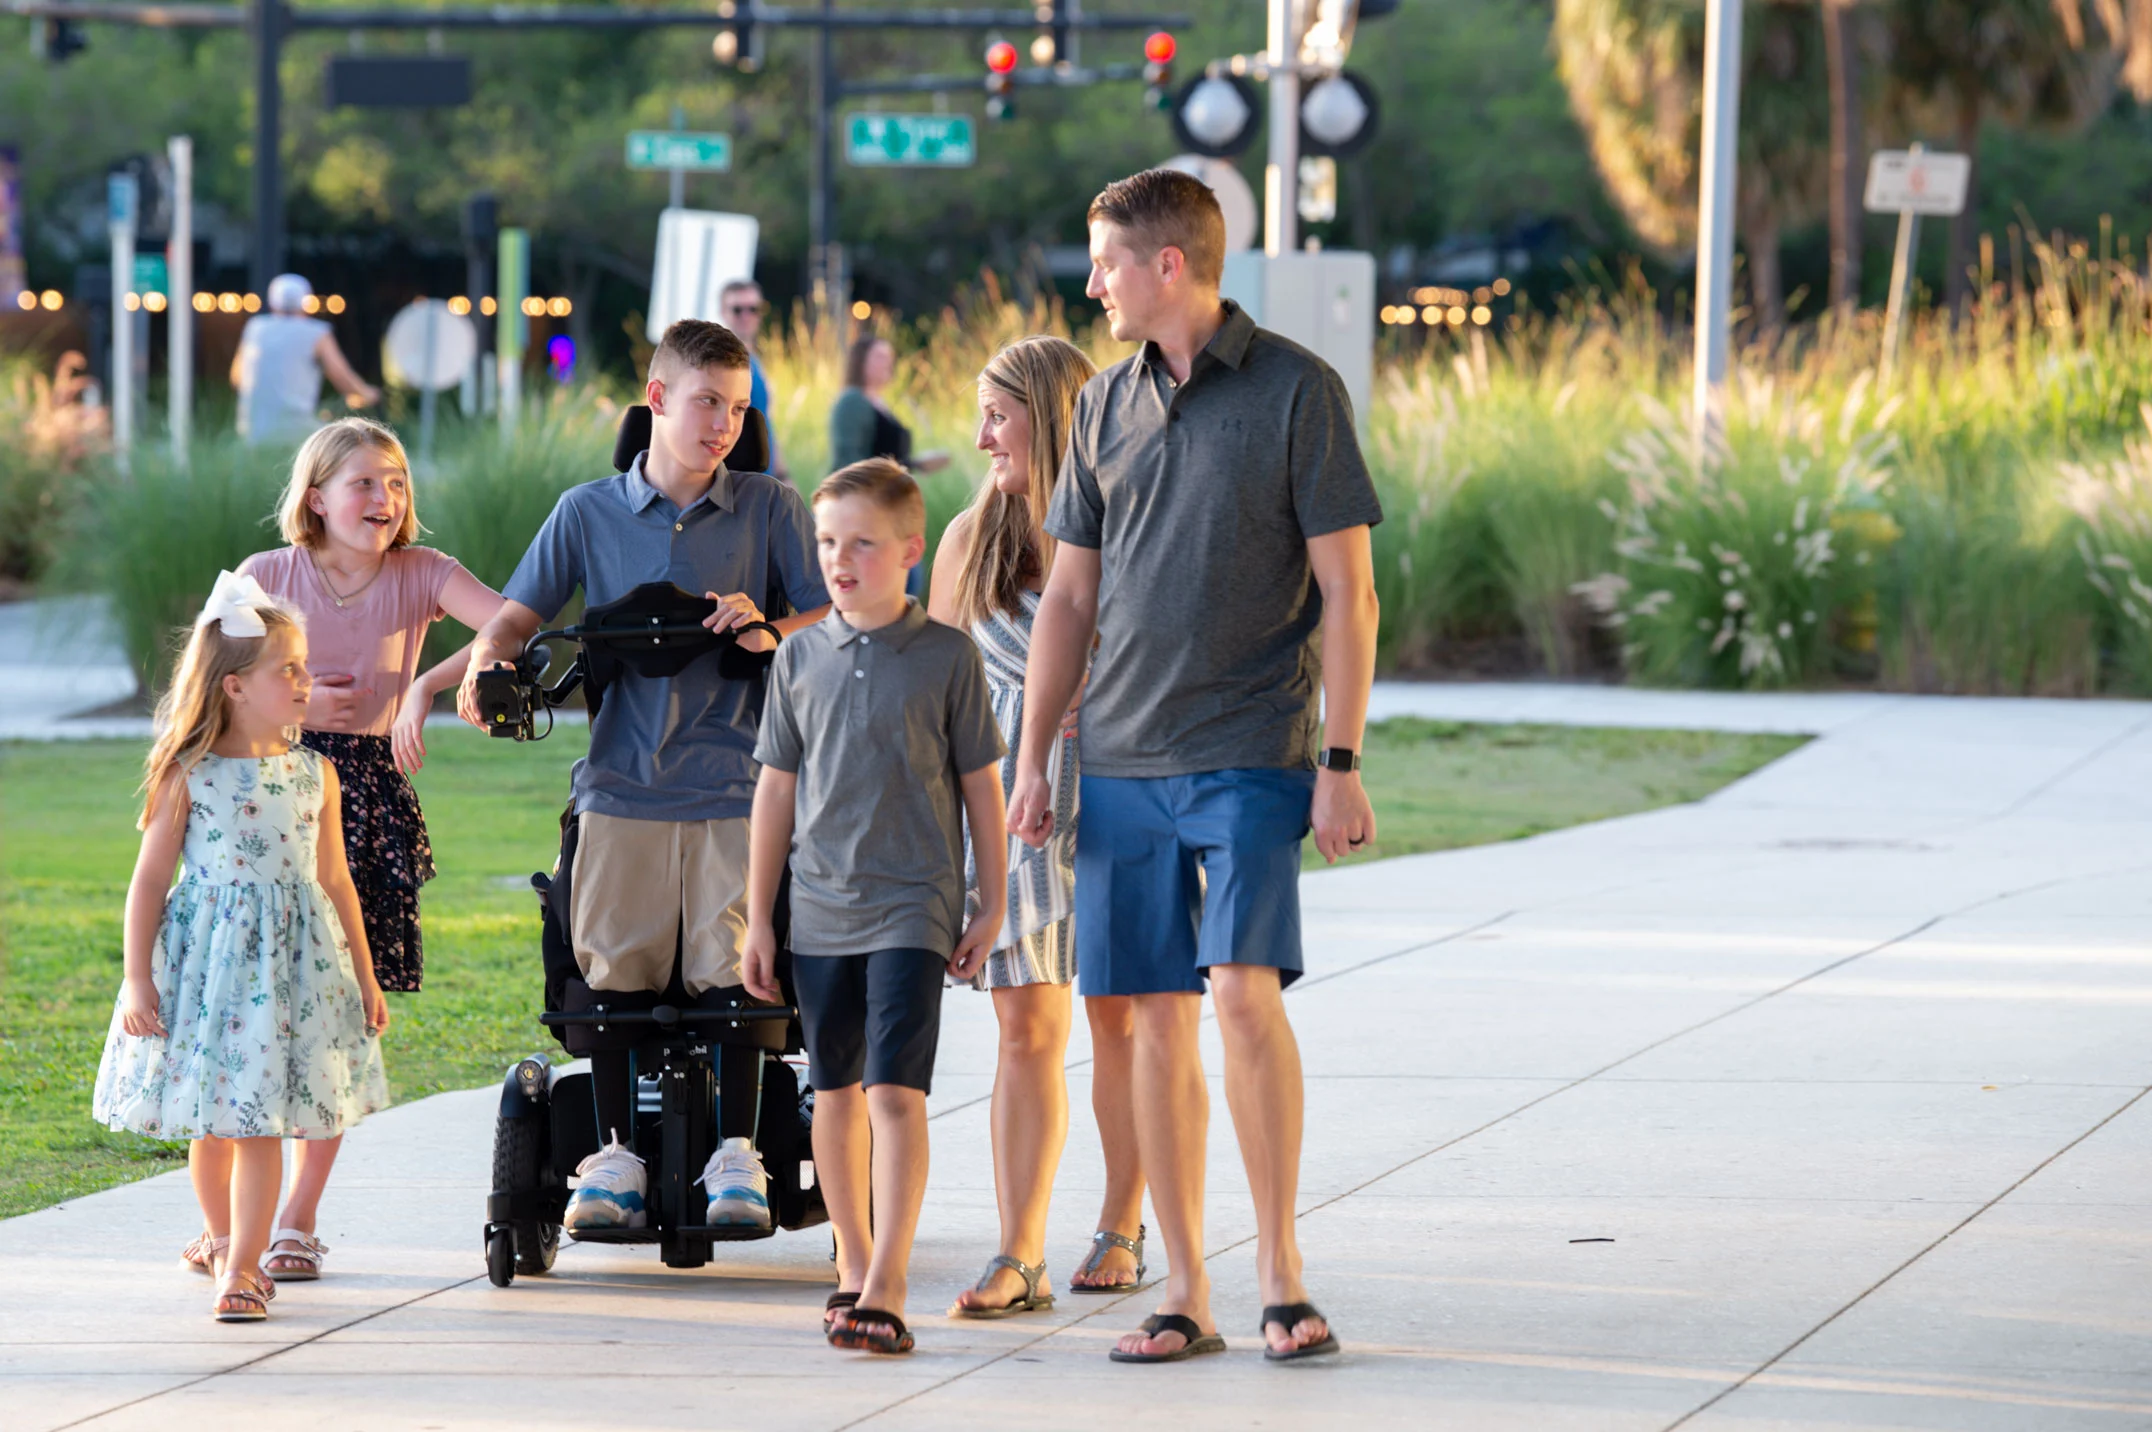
top-left (1044, 301), bottom-right (1383, 777)
top-left (754, 602), bottom-right (1006, 957)
top-left (502, 453), bottom-right (828, 822)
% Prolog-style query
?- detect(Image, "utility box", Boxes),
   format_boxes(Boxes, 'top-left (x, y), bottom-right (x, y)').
top-left (1221, 250), bottom-right (1376, 430)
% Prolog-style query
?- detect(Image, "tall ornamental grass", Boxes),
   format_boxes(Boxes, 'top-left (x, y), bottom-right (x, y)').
top-left (27, 229), bottom-right (2152, 699)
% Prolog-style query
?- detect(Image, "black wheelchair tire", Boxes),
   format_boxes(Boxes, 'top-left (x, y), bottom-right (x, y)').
top-left (486, 1228), bottom-right (515, 1287)
top-left (491, 1111), bottom-right (561, 1275)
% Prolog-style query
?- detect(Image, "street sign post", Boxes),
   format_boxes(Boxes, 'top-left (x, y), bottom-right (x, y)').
top-left (1865, 145), bottom-right (1968, 385)
top-left (168, 134), bottom-right (193, 468)
top-left (107, 171), bottom-right (138, 471)
top-left (131, 253), bottom-right (167, 296)
top-left (845, 114), bottom-right (976, 167)
top-left (626, 130), bottom-right (733, 172)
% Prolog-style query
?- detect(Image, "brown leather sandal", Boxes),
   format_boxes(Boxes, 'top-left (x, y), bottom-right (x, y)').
top-left (213, 1268), bottom-right (273, 1323)
top-left (180, 1231), bottom-right (227, 1277)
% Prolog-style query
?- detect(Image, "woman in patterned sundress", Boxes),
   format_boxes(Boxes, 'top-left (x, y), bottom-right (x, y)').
top-left (94, 574), bottom-right (389, 1323)
top-left (929, 337), bottom-right (1148, 1318)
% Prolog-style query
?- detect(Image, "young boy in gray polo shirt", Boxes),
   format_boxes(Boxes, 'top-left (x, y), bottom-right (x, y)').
top-left (743, 458), bottom-right (1007, 1356)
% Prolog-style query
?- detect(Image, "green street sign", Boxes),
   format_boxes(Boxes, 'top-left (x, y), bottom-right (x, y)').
top-left (846, 114), bottom-right (976, 168)
top-left (131, 254), bottom-right (167, 296)
top-left (625, 131), bottom-right (733, 172)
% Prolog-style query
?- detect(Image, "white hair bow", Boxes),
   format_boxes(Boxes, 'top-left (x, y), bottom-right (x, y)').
top-left (201, 569), bottom-right (273, 638)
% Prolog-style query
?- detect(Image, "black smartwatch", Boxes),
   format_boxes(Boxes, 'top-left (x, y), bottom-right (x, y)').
top-left (1317, 747), bottom-right (1360, 773)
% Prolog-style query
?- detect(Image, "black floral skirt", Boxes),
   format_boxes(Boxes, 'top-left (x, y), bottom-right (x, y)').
top-left (302, 730), bottom-right (436, 992)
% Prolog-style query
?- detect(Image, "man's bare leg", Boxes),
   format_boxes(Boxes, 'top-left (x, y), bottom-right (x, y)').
top-left (952, 982), bottom-right (1071, 1311)
top-left (1074, 993), bottom-right (1146, 1289)
top-left (1116, 990), bottom-right (1215, 1356)
top-left (812, 1084), bottom-right (873, 1306)
top-left (1211, 963), bottom-right (1328, 1355)
top-left (857, 1083), bottom-right (930, 1320)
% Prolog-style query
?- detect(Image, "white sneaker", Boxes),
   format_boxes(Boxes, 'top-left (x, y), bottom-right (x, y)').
top-left (564, 1133), bottom-right (647, 1234)
top-left (700, 1136), bottom-right (772, 1230)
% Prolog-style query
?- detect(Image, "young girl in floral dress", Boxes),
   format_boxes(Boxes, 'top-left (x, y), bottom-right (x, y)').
top-left (233, 417), bottom-right (502, 1280)
top-left (93, 572), bottom-right (389, 1322)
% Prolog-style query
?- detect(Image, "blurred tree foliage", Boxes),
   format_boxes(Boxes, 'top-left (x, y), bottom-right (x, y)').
top-left (3, 0), bottom-right (2151, 365)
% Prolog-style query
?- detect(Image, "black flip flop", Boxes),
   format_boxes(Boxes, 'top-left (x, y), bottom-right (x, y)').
top-left (828, 1305), bottom-right (914, 1355)
top-left (1108, 1312), bottom-right (1227, 1363)
top-left (1260, 1302), bottom-right (1340, 1361)
top-left (823, 1290), bottom-right (860, 1327)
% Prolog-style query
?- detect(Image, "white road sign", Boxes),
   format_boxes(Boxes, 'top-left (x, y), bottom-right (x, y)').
top-left (1162, 153), bottom-right (1259, 254)
top-left (647, 208), bottom-right (760, 342)
top-left (384, 299), bottom-right (478, 391)
top-left (1863, 150), bottom-right (1970, 217)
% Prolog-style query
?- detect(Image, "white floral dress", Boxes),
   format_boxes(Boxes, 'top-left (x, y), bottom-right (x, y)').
top-left (92, 749), bottom-right (389, 1139)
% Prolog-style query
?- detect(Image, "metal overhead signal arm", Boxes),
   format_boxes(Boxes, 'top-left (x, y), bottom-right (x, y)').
top-left (3, 0), bottom-right (1184, 297)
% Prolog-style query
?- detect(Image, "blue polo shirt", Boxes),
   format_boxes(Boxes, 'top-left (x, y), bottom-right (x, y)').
top-left (502, 453), bottom-right (828, 822)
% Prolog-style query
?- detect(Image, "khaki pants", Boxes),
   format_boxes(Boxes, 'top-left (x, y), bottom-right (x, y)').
top-left (570, 812), bottom-right (750, 997)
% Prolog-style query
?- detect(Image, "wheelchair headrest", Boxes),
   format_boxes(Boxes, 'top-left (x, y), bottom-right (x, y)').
top-left (612, 403), bottom-right (772, 476)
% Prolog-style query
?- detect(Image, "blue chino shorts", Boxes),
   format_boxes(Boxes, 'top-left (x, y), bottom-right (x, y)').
top-left (1073, 767), bottom-right (1316, 997)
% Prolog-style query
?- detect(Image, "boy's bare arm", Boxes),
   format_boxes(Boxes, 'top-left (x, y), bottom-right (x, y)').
top-left (742, 767), bottom-right (797, 1002)
top-left (1010, 545), bottom-right (1100, 846)
top-left (458, 599), bottom-right (545, 726)
top-left (950, 762), bottom-right (1009, 981)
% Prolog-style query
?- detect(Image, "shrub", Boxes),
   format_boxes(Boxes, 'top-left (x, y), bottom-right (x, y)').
top-left (0, 352), bottom-right (108, 586)
top-left (58, 432), bottom-right (289, 691)
top-left (1577, 381), bottom-right (1898, 689)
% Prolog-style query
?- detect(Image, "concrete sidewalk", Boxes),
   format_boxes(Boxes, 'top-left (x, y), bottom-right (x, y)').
top-left (5, 686), bottom-right (2150, 1430)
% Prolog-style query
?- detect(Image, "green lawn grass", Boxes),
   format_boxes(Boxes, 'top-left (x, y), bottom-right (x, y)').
top-left (0, 718), bottom-right (1801, 1218)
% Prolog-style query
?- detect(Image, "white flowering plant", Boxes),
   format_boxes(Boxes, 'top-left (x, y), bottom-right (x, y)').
top-left (1575, 375), bottom-right (1900, 689)
top-left (2065, 404), bottom-right (2152, 690)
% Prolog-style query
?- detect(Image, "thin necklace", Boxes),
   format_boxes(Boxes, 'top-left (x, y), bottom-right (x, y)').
top-left (311, 550), bottom-right (385, 609)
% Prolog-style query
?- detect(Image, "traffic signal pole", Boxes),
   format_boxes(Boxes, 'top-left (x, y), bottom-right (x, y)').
top-left (6, 0), bottom-right (1183, 323)
top-left (250, 0), bottom-right (283, 289)
top-left (1263, 0), bottom-right (1297, 256)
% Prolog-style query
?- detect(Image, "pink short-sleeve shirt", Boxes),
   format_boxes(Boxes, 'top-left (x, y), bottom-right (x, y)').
top-left (239, 545), bottom-right (462, 736)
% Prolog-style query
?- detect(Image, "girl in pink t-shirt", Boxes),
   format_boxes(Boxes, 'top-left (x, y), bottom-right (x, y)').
top-left (233, 417), bottom-right (503, 1281)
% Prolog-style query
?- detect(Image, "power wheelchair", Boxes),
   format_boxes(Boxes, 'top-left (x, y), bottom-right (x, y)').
top-left (477, 404), bottom-right (827, 1287)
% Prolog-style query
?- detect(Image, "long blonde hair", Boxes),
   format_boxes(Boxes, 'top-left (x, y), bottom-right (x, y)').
top-left (140, 599), bottom-right (304, 827)
top-left (275, 417), bottom-right (419, 549)
top-left (950, 336), bottom-right (1097, 628)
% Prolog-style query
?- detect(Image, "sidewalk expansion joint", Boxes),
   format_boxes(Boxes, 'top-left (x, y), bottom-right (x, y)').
top-left (1660, 1081), bottom-right (2152, 1431)
top-left (46, 1274), bottom-right (487, 1431)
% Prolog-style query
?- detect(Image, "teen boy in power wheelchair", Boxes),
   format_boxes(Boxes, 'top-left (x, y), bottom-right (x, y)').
top-left (460, 319), bottom-right (829, 1250)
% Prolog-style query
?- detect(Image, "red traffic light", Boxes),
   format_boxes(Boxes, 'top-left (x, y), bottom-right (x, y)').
top-left (985, 39), bottom-right (1020, 73)
top-left (1144, 31), bottom-right (1176, 65)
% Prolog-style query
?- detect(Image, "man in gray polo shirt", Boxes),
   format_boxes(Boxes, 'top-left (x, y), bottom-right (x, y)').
top-left (461, 319), bottom-right (828, 1236)
top-left (1010, 169), bottom-right (1382, 1363)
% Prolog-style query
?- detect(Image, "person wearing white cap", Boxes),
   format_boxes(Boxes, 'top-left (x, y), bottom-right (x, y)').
top-left (231, 273), bottom-right (382, 443)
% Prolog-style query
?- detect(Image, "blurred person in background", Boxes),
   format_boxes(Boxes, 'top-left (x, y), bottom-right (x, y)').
top-left (829, 334), bottom-right (948, 597)
top-left (719, 278), bottom-right (787, 481)
top-left (232, 274), bottom-right (380, 445)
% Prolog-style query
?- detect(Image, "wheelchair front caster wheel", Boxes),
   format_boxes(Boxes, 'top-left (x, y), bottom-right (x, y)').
top-left (486, 1228), bottom-right (516, 1287)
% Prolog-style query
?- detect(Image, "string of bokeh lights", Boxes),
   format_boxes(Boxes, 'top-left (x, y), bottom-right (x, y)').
top-left (13, 291), bottom-right (576, 318)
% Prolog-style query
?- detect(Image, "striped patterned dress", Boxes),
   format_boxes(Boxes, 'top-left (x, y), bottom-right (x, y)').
top-left (966, 590), bottom-right (1080, 989)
